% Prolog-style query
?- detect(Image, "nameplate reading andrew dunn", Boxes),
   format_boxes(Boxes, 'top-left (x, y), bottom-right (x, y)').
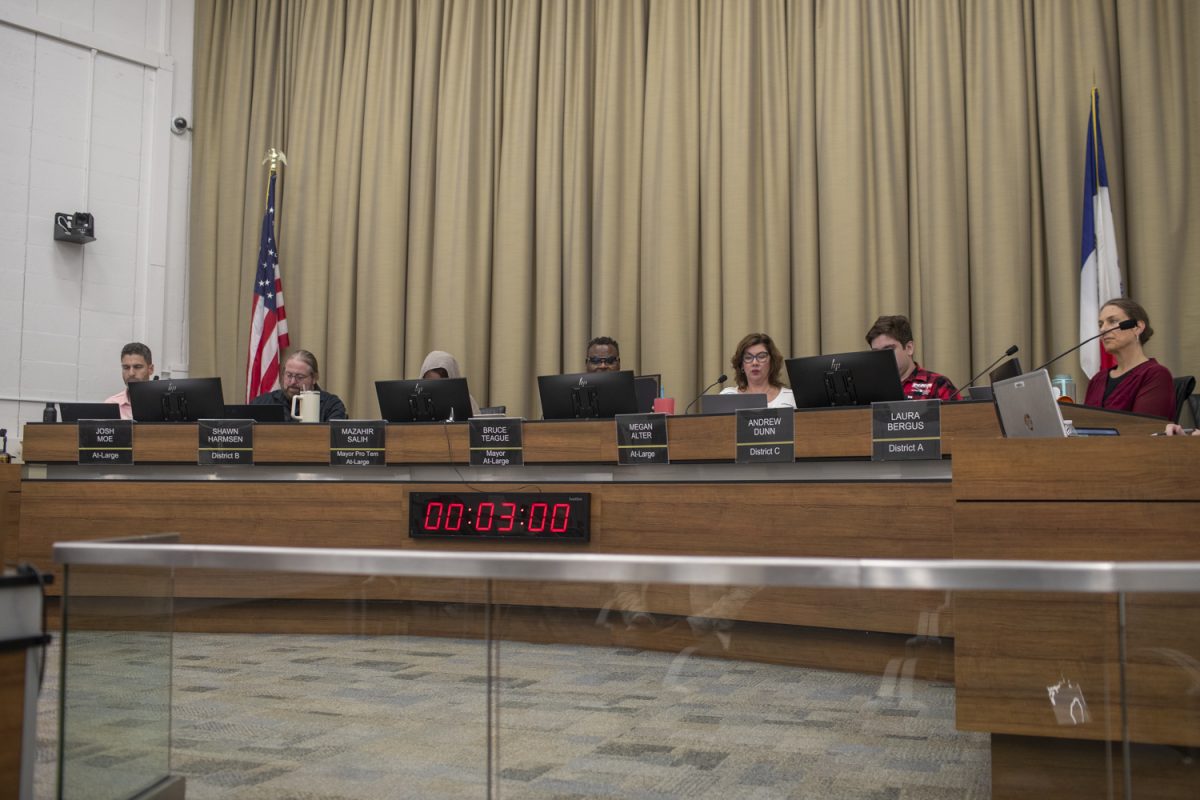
top-left (735, 408), bottom-right (795, 463)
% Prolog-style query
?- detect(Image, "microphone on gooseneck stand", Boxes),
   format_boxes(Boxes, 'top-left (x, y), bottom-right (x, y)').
top-left (684, 374), bottom-right (729, 415)
top-left (1033, 319), bottom-right (1137, 373)
top-left (949, 345), bottom-right (1019, 400)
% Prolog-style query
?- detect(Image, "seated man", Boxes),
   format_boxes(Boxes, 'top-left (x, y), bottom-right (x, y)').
top-left (251, 349), bottom-right (347, 421)
top-left (104, 342), bottom-right (155, 419)
top-left (586, 336), bottom-right (621, 372)
top-left (866, 315), bottom-right (957, 401)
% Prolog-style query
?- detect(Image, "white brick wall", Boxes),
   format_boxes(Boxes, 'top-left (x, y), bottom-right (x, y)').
top-left (0, 0), bottom-right (193, 460)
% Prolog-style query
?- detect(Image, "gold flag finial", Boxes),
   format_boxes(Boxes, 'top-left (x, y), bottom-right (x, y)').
top-left (262, 148), bottom-right (288, 174)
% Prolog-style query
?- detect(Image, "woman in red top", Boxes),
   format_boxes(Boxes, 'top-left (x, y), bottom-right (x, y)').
top-left (1083, 298), bottom-right (1175, 419)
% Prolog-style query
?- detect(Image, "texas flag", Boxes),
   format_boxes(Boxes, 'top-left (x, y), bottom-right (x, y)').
top-left (1078, 89), bottom-right (1122, 379)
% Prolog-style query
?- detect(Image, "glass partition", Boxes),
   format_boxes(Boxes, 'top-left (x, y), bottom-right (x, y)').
top-left (1122, 590), bottom-right (1200, 797)
top-left (53, 542), bottom-right (1200, 799)
top-left (59, 554), bottom-right (174, 799)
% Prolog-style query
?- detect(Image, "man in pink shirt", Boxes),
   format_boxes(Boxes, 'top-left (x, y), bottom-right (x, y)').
top-left (104, 342), bottom-right (155, 419)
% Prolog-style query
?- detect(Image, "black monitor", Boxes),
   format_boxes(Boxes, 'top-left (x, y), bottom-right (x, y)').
top-left (375, 378), bottom-right (474, 422)
top-left (785, 350), bottom-right (904, 408)
top-left (58, 402), bottom-right (121, 422)
top-left (634, 375), bottom-right (660, 413)
top-left (128, 377), bottom-right (225, 421)
top-left (538, 370), bottom-right (639, 419)
top-left (989, 357), bottom-right (1023, 384)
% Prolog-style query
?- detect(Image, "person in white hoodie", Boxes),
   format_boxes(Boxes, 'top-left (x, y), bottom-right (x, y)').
top-left (419, 350), bottom-right (481, 415)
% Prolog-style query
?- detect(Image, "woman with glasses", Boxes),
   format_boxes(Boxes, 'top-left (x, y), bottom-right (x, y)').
top-left (719, 332), bottom-right (796, 408)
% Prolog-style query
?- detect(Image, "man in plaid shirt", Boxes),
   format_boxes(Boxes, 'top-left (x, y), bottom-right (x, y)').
top-left (866, 315), bottom-right (958, 401)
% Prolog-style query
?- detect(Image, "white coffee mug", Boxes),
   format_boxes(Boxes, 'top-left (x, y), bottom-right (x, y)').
top-left (290, 390), bottom-right (321, 423)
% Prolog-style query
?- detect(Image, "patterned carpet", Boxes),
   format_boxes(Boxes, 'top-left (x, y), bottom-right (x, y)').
top-left (36, 632), bottom-right (988, 799)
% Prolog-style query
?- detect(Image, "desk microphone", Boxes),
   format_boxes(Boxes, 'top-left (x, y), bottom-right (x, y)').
top-left (684, 374), bottom-right (728, 415)
top-left (950, 345), bottom-right (1018, 400)
top-left (1033, 319), bottom-right (1136, 373)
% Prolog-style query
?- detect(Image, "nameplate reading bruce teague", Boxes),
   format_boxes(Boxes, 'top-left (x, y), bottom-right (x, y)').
top-left (735, 408), bottom-right (795, 463)
top-left (468, 417), bottom-right (523, 467)
top-left (330, 420), bottom-right (386, 466)
top-left (198, 419), bottom-right (254, 465)
top-left (615, 413), bottom-right (669, 465)
top-left (871, 399), bottom-right (941, 461)
top-left (78, 419), bottom-right (133, 465)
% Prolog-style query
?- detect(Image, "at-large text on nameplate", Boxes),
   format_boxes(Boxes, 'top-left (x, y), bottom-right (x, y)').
top-left (735, 408), bottom-right (795, 463)
top-left (615, 413), bottom-right (669, 464)
top-left (871, 400), bottom-right (941, 461)
top-left (198, 420), bottom-right (254, 465)
top-left (330, 421), bottom-right (386, 466)
top-left (469, 418), bottom-right (523, 467)
top-left (78, 419), bottom-right (133, 465)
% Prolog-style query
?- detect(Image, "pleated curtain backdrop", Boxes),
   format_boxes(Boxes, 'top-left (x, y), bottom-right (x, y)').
top-left (189, 0), bottom-right (1200, 419)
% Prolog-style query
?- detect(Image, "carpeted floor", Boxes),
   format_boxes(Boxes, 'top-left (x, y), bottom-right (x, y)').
top-left (36, 632), bottom-right (988, 799)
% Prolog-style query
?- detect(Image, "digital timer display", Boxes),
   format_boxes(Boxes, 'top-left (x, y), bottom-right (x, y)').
top-left (409, 492), bottom-right (591, 541)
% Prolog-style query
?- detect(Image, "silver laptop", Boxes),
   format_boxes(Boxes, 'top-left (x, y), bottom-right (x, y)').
top-left (699, 393), bottom-right (769, 414)
top-left (992, 369), bottom-right (1069, 438)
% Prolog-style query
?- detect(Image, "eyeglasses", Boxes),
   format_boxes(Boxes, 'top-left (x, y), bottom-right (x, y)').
top-left (741, 352), bottom-right (770, 363)
top-left (587, 356), bottom-right (619, 366)
top-left (284, 371), bottom-right (313, 382)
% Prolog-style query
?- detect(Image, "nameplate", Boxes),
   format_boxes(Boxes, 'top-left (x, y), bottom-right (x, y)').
top-left (77, 420), bottom-right (133, 465)
top-left (198, 420), bottom-right (254, 465)
top-left (615, 413), bottom-right (669, 465)
top-left (871, 400), bottom-right (941, 461)
top-left (469, 418), bottom-right (523, 467)
top-left (330, 421), bottom-right (386, 466)
top-left (735, 408), bottom-right (794, 463)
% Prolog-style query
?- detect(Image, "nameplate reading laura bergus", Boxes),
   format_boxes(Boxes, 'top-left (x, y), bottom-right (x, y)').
top-left (871, 399), bottom-right (941, 461)
top-left (469, 418), bottom-right (524, 467)
top-left (735, 408), bottom-right (794, 463)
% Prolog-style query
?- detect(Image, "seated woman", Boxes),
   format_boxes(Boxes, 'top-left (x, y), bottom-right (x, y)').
top-left (419, 350), bottom-right (481, 415)
top-left (720, 332), bottom-right (796, 409)
top-left (1083, 298), bottom-right (1175, 419)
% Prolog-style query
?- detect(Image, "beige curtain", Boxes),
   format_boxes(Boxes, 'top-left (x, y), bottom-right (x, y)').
top-left (190, 0), bottom-right (1200, 418)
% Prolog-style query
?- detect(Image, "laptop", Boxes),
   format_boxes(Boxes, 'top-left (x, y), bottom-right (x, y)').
top-left (992, 369), bottom-right (1069, 438)
top-left (699, 393), bottom-right (769, 414)
top-left (223, 404), bottom-right (287, 422)
top-left (58, 402), bottom-right (122, 422)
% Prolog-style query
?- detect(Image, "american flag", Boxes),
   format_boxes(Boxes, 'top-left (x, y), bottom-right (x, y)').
top-left (246, 172), bottom-right (290, 401)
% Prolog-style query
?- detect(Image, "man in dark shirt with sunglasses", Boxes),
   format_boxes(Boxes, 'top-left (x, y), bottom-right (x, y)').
top-left (585, 336), bottom-right (621, 372)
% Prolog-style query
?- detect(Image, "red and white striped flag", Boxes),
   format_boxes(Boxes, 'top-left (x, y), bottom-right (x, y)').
top-left (246, 172), bottom-right (290, 401)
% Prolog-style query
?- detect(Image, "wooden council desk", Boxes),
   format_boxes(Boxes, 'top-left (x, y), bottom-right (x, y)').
top-left (15, 403), bottom-right (1190, 796)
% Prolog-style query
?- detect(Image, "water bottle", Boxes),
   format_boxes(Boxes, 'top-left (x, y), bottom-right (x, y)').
top-left (42, 402), bottom-right (57, 423)
top-left (1051, 374), bottom-right (1076, 404)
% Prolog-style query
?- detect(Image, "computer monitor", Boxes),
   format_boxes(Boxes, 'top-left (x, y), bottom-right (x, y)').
top-left (128, 378), bottom-right (225, 422)
top-left (58, 402), bottom-right (121, 422)
top-left (537, 370), bottom-right (639, 419)
top-left (785, 350), bottom-right (905, 408)
top-left (634, 375), bottom-right (660, 413)
top-left (223, 404), bottom-right (287, 423)
top-left (375, 378), bottom-right (474, 422)
top-left (989, 357), bottom-right (1023, 384)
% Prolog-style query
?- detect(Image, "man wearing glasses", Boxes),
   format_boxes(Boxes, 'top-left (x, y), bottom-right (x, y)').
top-left (250, 349), bottom-right (348, 421)
top-left (585, 336), bottom-right (621, 372)
top-left (866, 315), bottom-right (957, 401)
